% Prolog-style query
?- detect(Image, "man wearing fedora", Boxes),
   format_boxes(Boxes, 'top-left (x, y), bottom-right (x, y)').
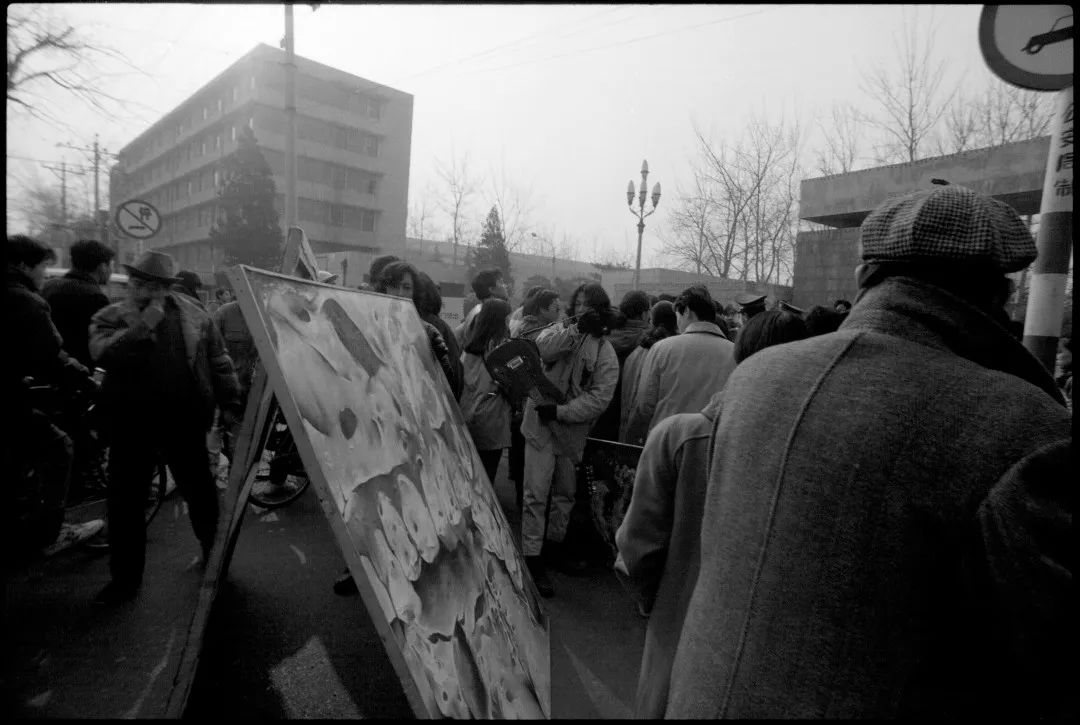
top-left (664, 185), bottom-right (1072, 719)
top-left (89, 250), bottom-right (241, 605)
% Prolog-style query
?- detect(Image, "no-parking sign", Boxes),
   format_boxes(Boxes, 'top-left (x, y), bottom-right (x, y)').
top-left (979, 5), bottom-right (1073, 91)
top-left (115, 199), bottom-right (162, 240)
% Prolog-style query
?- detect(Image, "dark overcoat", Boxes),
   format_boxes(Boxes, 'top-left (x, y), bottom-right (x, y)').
top-left (666, 277), bottom-right (1073, 720)
top-left (42, 270), bottom-right (110, 368)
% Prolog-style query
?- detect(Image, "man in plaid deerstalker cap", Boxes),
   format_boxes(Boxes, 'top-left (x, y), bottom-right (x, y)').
top-left (664, 184), bottom-right (1072, 719)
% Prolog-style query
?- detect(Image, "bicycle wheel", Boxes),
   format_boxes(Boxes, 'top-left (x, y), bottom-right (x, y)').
top-left (248, 437), bottom-right (310, 510)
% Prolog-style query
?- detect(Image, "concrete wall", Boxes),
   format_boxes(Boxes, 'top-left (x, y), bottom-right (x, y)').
top-left (800, 136), bottom-right (1050, 227)
top-left (602, 268), bottom-right (792, 308)
top-left (792, 228), bottom-right (861, 309)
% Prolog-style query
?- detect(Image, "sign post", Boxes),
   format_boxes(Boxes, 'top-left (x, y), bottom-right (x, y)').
top-left (979, 5), bottom-right (1073, 374)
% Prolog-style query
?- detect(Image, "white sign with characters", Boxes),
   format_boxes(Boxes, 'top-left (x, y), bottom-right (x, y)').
top-left (115, 199), bottom-right (162, 240)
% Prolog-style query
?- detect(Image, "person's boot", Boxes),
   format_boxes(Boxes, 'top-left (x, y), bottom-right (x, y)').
top-left (544, 540), bottom-right (589, 576)
top-left (525, 556), bottom-right (554, 598)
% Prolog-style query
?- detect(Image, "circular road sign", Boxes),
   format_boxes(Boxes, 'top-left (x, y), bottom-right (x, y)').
top-left (115, 199), bottom-right (162, 240)
top-left (979, 5), bottom-right (1073, 91)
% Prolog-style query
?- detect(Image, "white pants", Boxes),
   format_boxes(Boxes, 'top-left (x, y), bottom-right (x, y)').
top-left (521, 440), bottom-right (577, 557)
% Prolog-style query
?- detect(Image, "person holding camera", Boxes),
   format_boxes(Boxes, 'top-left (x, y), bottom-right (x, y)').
top-left (624, 285), bottom-right (736, 445)
top-left (519, 282), bottom-right (618, 598)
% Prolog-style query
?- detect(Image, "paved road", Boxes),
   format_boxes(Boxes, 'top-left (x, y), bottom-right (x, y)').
top-left (186, 455), bottom-right (647, 719)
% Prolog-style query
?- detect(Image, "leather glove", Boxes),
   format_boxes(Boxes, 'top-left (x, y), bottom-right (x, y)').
top-left (576, 309), bottom-right (608, 338)
top-left (535, 403), bottom-right (558, 422)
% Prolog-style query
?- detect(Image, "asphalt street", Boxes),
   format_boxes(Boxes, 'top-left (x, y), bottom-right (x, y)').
top-left (185, 453), bottom-right (647, 719)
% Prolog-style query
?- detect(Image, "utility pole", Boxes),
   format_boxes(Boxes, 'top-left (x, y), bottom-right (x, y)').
top-left (57, 136), bottom-right (117, 249)
top-left (42, 161), bottom-right (68, 228)
top-left (283, 4), bottom-right (298, 229)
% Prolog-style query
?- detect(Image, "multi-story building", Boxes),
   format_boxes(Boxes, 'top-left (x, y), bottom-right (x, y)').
top-left (109, 43), bottom-right (412, 284)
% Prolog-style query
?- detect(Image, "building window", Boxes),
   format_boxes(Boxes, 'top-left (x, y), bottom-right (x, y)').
top-left (367, 178), bottom-right (377, 195)
top-left (361, 210), bottom-right (376, 232)
top-left (186, 180), bottom-right (192, 197)
top-left (214, 169), bottom-right (221, 187)
top-left (200, 141), bottom-right (206, 156)
top-left (232, 86), bottom-right (239, 103)
top-left (250, 76), bottom-right (255, 90)
top-left (367, 98), bottom-right (381, 120)
top-left (231, 126), bottom-right (236, 142)
top-left (329, 204), bottom-right (344, 227)
top-left (248, 116), bottom-right (254, 130)
top-left (217, 98), bottom-right (223, 114)
top-left (364, 135), bottom-right (379, 157)
top-left (202, 106), bottom-right (208, 121)
top-left (215, 134), bottom-right (221, 151)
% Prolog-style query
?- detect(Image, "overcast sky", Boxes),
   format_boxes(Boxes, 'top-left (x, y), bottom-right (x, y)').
top-left (8, 3), bottom-right (1004, 266)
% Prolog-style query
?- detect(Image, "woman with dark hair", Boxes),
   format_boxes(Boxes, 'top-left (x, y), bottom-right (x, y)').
top-left (460, 298), bottom-right (514, 484)
top-left (414, 270), bottom-right (462, 399)
top-left (732, 309), bottom-right (809, 364)
top-left (619, 301), bottom-right (677, 443)
top-left (376, 260), bottom-right (458, 396)
top-left (802, 305), bottom-right (847, 337)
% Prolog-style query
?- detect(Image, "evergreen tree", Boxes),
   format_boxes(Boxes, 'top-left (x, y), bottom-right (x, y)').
top-left (210, 126), bottom-right (284, 269)
top-left (470, 205), bottom-right (514, 294)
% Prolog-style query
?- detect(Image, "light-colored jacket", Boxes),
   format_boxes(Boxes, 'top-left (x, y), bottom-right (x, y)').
top-left (520, 322), bottom-right (618, 462)
top-left (625, 321), bottom-right (734, 444)
top-left (666, 277), bottom-right (1072, 719)
top-left (459, 348), bottom-right (511, 451)
top-left (615, 390), bottom-right (723, 719)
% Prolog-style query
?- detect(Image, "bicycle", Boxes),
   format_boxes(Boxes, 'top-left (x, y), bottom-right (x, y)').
top-left (245, 403), bottom-right (310, 510)
top-left (64, 388), bottom-right (174, 546)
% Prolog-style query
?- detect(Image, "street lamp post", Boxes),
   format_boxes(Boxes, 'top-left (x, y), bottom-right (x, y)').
top-left (627, 159), bottom-right (661, 290)
top-left (531, 231), bottom-right (556, 282)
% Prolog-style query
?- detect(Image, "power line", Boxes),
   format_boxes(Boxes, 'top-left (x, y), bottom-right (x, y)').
top-left (465, 7), bottom-right (774, 76)
top-left (395, 6), bottom-right (628, 83)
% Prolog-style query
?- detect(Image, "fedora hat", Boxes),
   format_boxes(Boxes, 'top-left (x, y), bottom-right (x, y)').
top-left (123, 250), bottom-right (181, 284)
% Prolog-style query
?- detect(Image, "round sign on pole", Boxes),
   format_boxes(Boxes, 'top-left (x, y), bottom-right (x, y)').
top-left (115, 199), bottom-right (162, 240)
top-left (979, 5), bottom-right (1073, 91)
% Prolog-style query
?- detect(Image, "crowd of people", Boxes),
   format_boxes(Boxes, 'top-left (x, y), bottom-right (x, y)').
top-left (3, 181), bottom-right (1073, 717)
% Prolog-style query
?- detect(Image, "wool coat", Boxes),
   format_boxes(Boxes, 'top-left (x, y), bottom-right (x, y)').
top-left (625, 321), bottom-right (735, 444)
top-left (90, 292), bottom-right (241, 431)
top-left (41, 270), bottom-right (110, 369)
top-left (665, 277), bottom-right (1073, 720)
top-left (520, 322), bottom-right (618, 463)
top-left (615, 390), bottom-right (723, 719)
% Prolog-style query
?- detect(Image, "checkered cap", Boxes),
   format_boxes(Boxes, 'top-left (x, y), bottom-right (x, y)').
top-left (859, 186), bottom-right (1036, 273)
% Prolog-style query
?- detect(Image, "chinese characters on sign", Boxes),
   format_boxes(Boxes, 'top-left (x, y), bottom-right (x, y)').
top-left (1052, 101), bottom-right (1073, 200)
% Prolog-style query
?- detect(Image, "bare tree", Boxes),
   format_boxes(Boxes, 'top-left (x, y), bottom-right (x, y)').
top-left (860, 7), bottom-right (957, 163)
top-left (434, 153), bottom-right (481, 266)
top-left (487, 161), bottom-right (534, 253)
top-left (664, 116), bottom-right (802, 286)
top-left (7, 4), bottom-right (148, 132)
top-left (815, 102), bottom-right (865, 175)
top-left (407, 188), bottom-right (441, 241)
top-left (936, 81), bottom-right (1053, 155)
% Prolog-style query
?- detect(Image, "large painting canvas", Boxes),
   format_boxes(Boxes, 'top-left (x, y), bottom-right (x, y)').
top-left (231, 266), bottom-right (550, 719)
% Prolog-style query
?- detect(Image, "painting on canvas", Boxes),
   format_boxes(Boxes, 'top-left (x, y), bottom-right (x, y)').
top-left (232, 266), bottom-right (550, 718)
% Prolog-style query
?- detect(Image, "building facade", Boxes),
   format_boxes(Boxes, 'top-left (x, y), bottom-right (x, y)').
top-left (110, 43), bottom-right (412, 284)
top-left (793, 136), bottom-right (1050, 312)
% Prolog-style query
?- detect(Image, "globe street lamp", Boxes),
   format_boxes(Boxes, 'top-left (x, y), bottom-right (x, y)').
top-left (627, 159), bottom-right (661, 290)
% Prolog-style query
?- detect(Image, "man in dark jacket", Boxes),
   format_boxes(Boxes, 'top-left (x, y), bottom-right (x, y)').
top-left (5, 235), bottom-right (103, 558)
top-left (592, 290), bottom-right (651, 441)
top-left (89, 250), bottom-right (240, 605)
top-left (42, 239), bottom-right (115, 368)
top-left (666, 185), bottom-right (1073, 719)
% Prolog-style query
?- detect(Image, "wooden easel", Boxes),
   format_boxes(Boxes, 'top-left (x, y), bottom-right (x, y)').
top-left (164, 227), bottom-right (322, 716)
